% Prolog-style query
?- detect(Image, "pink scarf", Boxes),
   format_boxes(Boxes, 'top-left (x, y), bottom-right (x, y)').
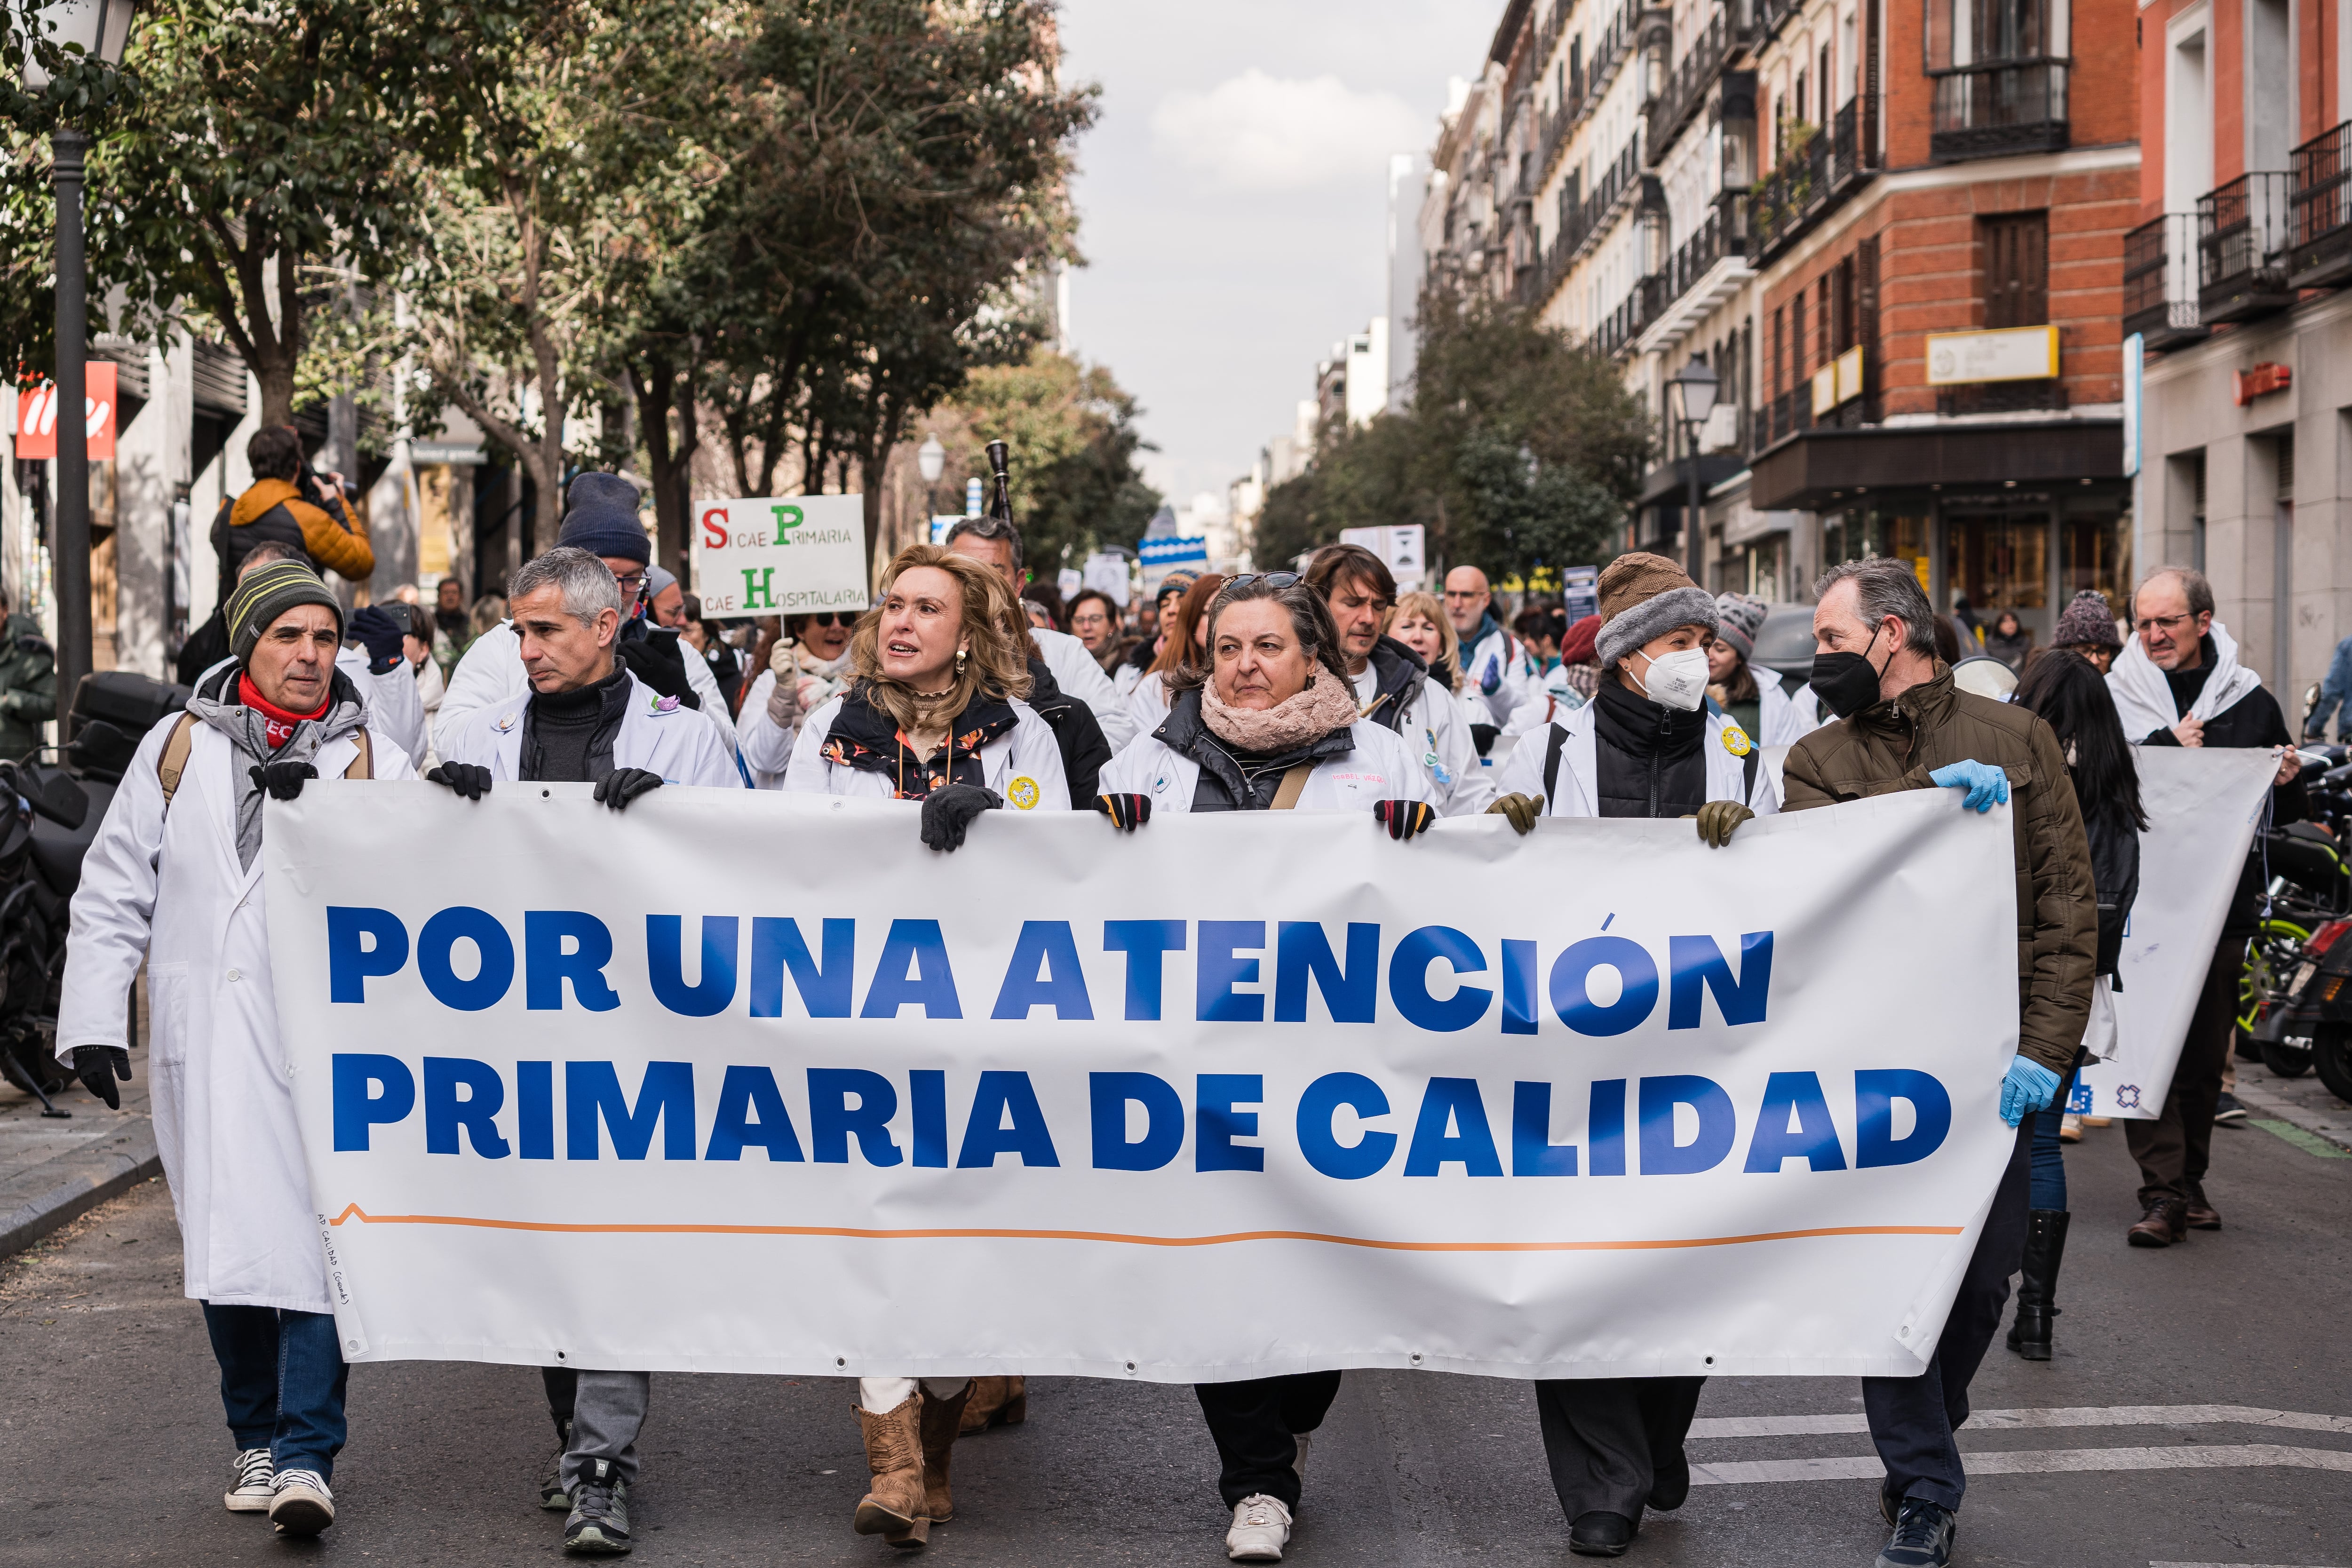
top-left (1200, 669), bottom-right (1360, 753)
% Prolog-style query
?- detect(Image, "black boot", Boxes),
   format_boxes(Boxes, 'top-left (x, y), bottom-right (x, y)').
top-left (2005, 1208), bottom-right (2070, 1360)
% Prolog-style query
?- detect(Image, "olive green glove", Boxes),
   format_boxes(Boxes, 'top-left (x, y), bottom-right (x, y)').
top-left (1692, 800), bottom-right (1755, 848)
top-left (1486, 792), bottom-right (1545, 835)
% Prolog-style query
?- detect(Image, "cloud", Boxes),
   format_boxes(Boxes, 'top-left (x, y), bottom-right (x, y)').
top-left (1150, 70), bottom-right (1426, 191)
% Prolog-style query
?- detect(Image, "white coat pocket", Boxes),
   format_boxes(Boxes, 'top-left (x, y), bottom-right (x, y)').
top-left (145, 961), bottom-right (191, 1068)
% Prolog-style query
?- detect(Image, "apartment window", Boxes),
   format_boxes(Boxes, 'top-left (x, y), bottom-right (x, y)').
top-left (1820, 44), bottom-right (1834, 124)
top-left (1772, 307), bottom-right (1786, 394)
top-left (1817, 276), bottom-right (1834, 365)
top-left (1837, 256), bottom-right (1859, 350)
top-left (1794, 68), bottom-right (1811, 129)
top-left (1924, 0), bottom-right (2071, 159)
top-left (1981, 212), bottom-right (2049, 326)
top-left (1793, 293), bottom-right (1808, 382)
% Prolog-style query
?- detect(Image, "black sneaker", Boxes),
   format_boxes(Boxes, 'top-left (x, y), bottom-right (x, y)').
top-left (1875, 1499), bottom-right (1955, 1568)
top-left (563, 1459), bottom-right (632, 1556)
top-left (2214, 1091), bottom-right (2248, 1125)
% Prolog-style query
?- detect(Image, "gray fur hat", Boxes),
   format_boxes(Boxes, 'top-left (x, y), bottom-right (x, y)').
top-left (1593, 552), bottom-right (1720, 669)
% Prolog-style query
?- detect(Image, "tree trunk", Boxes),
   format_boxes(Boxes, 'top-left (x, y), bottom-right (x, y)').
top-left (629, 351), bottom-right (698, 581)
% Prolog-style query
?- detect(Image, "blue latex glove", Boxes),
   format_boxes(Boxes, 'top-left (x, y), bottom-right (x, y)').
top-left (1929, 760), bottom-right (2010, 812)
top-left (1999, 1056), bottom-right (2061, 1128)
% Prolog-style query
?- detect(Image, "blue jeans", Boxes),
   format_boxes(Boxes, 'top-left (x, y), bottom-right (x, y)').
top-left (201, 1303), bottom-right (350, 1481)
top-left (2027, 1053), bottom-right (2087, 1211)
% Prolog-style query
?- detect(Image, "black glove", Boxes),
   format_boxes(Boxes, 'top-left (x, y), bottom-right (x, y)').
top-left (921, 783), bottom-right (1001, 852)
top-left (593, 767), bottom-right (664, 812)
top-left (1096, 793), bottom-right (1151, 830)
top-left (350, 606), bottom-right (407, 675)
top-left (1469, 723), bottom-right (1500, 756)
top-left (426, 763), bottom-right (493, 801)
top-left (1374, 798), bottom-right (1437, 841)
top-left (616, 629), bottom-right (701, 709)
top-left (72, 1045), bottom-right (131, 1110)
top-left (249, 760), bottom-right (318, 800)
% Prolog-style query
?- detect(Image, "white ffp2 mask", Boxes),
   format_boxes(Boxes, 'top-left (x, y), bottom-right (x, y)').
top-left (1637, 646), bottom-right (1711, 711)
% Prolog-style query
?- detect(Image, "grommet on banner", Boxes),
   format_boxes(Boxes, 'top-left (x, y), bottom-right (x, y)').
top-left (555, 1350), bottom-right (566, 1360)
top-left (1409, 1352), bottom-right (1424, 1366)
top-left (836, 1356), bottom-right (846, 1367)
top-left (1125, 1361), bottom-right (1137, 1373)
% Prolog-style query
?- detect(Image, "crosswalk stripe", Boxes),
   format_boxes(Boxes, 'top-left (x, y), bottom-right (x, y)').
top-left (1693, 1443), bottom-right (2352, 1486)
top-left (1688, 1404), bottom-right (2352, 1440)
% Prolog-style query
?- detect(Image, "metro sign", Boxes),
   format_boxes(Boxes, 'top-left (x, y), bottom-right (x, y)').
top-left (15, 361), bottom-right (118, 460)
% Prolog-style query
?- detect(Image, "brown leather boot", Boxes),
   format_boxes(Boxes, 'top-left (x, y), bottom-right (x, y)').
top-left (2127, 1198), bottom-right (2187, 1247)
top-left (957, 1376), bottom-right (1028, 1435)
top-left (853, 1396), bottom-right (930, 1548)
top-left (920, 1383), bottom-right (972, 1523)
top-left (2183, 1179), bottom-right (2222, 1229)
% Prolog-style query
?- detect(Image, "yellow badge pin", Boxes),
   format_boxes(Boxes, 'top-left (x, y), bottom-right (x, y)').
top-left (1721, 724), bottom-right (1752, 757)
top-left (1007, 775), bottom-right (1041, 810)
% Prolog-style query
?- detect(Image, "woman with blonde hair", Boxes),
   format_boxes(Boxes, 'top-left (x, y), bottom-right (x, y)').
top-left (1388, 590), bottom-right (1462, 692)
top-left (1124, 570), bottom-right (1228, 735)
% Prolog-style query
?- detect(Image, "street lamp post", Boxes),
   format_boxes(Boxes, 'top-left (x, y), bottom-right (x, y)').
top-left (1666, 359), bottom-right (1720, 589)
top-left (916, 433), bottom-right (945, 544)
top-left (23, 0), bottom-right (140, 733)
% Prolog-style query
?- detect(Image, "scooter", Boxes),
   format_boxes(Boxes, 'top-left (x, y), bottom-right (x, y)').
top-left (0, 755), bottom-right (92, 1115)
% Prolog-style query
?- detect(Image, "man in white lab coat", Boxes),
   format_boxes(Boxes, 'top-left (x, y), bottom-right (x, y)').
top-left (59, 560), bottom-right (416, 1539)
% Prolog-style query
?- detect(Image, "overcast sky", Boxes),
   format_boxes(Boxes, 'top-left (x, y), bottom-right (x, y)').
top-left (1055, 1), bottom-right (1497, 512)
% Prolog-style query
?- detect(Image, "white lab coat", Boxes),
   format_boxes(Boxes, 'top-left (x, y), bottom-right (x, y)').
top-left (436, 668), bottom-right (741, 787)
top-left (414, 653), bottom-right (446, 770)
top-left (1397, 676), bottom-right (1494, 816)
top-left (56, 711), bottom-right (416, 1313)
top-left (785, 693), bottom-right (1071, 809)
top-left (736, 646), bottom-right (858, 790)
top-left (1099, 717), bottom-right (1431, 813)
top-left (1490, 699), bottom-right (1781, 818)
top-left (334, 645), bottom-right (427, 766)
top-left (1758, 668), bottom-right (1823, 747)
top-left (1033, 627), bottom-right (1134, 752)
top-left (440, 620), bottom-right (738, 759)
top-left (1127, 669), bottom-right (1173, 739)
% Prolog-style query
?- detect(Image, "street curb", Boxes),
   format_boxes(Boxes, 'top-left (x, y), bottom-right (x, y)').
top-left (0, 1119), bottom-right (161, 1262)
top-left (2232, 1079), bottom-right (2352, 1154)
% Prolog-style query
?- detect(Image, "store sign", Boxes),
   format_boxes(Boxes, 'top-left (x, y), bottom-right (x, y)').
top-left (14, 362), bottom-right (118, 460)
top-left (692, 493), bottom-right (868, 616)
top-left (1339, 524), bottom-right (1427, 591)
top-left (2233, 362), bottom-right (2291, 407)
top-left (2122, 334), bottom-right (2143, 478)
top-left (1924, 326), bottom-right (2059, 386)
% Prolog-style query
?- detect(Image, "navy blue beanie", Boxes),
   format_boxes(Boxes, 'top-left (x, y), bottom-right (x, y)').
top-left (557, 472), bottom-right (650, 563)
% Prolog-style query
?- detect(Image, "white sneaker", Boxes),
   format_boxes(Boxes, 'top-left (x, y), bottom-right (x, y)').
top-left (269, 1469), bottom-right (336, 1536)
top-left (224, 1448), bottom-right (275, 1512)
top-left (1227, 1494), bottom-right (1292, 1561)
top-left (1290, 1431), bottom-right (1311, 1482)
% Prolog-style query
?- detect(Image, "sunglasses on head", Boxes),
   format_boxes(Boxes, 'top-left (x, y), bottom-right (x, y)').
top-left (1221, 572), bottom-right (1302, 592)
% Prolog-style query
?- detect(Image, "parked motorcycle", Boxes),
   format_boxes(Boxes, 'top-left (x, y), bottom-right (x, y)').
top-left (2246, 746), bottom-right (2352, 1085)
top-left (0, 672), bottom-right (187, 1116)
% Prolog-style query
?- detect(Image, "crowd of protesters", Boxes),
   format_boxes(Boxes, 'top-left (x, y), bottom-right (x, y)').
top-left (46, 443), bottom-right (2304, 1568)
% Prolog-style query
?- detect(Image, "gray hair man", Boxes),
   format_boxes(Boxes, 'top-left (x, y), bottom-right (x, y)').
top-left (427, 546), bottom-right (739, 1552)
top-left (2106, 565), bottom-right (2306, 1244)
top-left (1443, 564), bottom-right (1542, 736)
top-left (1780, 555), bottom-right (2097, 1568)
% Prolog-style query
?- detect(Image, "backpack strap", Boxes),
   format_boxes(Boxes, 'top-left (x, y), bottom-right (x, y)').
top-left (345, 728), bottom-right (373, 780)
top-left (1269, 764), bottom-right (1313, 810)
top-left (1542, 721), bottom-right (1569, 807)
top-left (156, 713), bottom-right (198, 805)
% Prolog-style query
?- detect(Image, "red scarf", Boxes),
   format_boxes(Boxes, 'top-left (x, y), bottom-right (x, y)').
top-left (238, 673), bottom-right (329, 751)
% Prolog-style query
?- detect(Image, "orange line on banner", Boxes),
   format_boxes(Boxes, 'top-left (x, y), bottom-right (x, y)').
top-left (326, 1205), bottom-right (1962, 1252)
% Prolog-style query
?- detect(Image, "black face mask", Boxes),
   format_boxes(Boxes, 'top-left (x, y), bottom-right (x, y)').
top-left (1809, 622), bottom-right (1887, 720)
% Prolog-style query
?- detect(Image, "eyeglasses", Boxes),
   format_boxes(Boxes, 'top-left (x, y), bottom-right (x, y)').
top-left (1222, 572), bottom-right (1302, 592)
top-left (2138, 612), bottom-right (2198, 633)
top-left (612, 572), bottom-right (647, 599)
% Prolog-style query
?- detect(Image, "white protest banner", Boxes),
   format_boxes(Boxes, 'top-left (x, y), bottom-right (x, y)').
top-left (266, 789), bottom-right (2020, 1382)
top-left (691, 493), bottom-right (867, 617)
top-left (2077, 748), bottom-right (2280, 1118)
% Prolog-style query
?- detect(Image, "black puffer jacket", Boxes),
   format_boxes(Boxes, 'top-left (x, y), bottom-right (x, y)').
top-left (1024, 655), bottom-right (1112, 806)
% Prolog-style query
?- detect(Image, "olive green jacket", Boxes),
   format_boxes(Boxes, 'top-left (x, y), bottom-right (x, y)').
top-left (1781, 662), bottom-right (2098, 1075)
top-left (0, 611), bottom-right (56, 764)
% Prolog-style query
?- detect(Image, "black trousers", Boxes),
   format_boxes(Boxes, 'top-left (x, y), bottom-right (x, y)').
top-left (1863, 1117), bottom-right (2034, 1511)
top-left (2126, 936), bottom-right (2245, 1207)
top-left (1194, 1371), bottom-right (1343, 1510)
top-left (1533, 1376), bottom-right (1706, 1522)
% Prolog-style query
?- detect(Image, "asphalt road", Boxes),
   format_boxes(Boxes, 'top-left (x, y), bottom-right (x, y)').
top-left (3, 1107), bottom-right (2347, 1568)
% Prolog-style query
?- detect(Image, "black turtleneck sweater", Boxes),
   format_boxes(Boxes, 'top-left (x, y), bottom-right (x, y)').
top-left (1591, 678), bottom-right (1708, 819)
top-left (522, 666), bottom-right (630, 783)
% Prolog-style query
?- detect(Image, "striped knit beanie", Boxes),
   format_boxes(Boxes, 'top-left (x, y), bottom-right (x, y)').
top-left (228, 560), bottom-right (343, 664)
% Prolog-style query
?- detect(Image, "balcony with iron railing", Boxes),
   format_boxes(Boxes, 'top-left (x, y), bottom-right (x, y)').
top-left (1929, 59), bottom-right (2068, 161)
top-left (2198, 171), bottom-right (2295, 323)
top-left (1752, 386), bottom-right (1813, 453)
top-left (1558, 135), bottom-right (1649, 263)
top-left (2291, 119), bottom-right (2352, 289)
top-left (1748, 97), bottom-right (1875, 263)
top-left (1753, 0), bottom-right (1803, 44)
top-left (1657, 195), bottom-right (1748, 310)
top-left (2122, 213), bottom-right (2208, 350)
top-left (1591, 274), bottom-right (1668, 360)
top-left (1646, 3), bottom-right (1751, 166)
